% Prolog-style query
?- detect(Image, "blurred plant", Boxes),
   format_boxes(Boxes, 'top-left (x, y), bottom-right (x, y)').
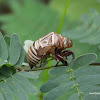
top-left (61, 9), bottom-right (100, 62)
top-left (50, 0), bottom-right (100, 20)
top-left (0, 0), bottom-right (64, 44)
top-left (38, 0), bottom-right (51, 5)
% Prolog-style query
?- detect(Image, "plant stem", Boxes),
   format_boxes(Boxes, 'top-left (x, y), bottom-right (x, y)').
top-left (17, 64), bottom-right (64, 72)
top-left (57, 0), bottom-right (70, 34)
top-left (68, 69), bottom-right (83, 100)
top-left (89, 63), bottom-right (100, 65)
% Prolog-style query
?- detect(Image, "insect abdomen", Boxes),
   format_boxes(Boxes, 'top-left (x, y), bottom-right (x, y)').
top-left (27, 43), bottom-right (41, 68)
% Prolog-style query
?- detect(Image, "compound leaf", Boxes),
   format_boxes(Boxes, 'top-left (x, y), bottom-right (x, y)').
top-left (0, 65), bottom-right (40, 100)
top-left (40, 53), bottom-right (98, 100)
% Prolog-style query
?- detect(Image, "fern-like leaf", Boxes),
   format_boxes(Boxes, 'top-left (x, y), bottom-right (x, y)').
top-left (40, 53), bottom-right (99, 100)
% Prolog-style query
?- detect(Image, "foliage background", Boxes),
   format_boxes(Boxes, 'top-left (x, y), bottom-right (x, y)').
top-left (0, 0), bottom-right (100, 100)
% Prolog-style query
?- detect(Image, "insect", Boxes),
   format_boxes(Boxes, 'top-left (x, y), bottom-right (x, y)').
top-left (27, 32), bottom-right (75, 69)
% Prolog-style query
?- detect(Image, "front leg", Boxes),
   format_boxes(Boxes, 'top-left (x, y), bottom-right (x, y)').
top-left (39, 56), bottom-right (43, 67)
top-left (52, 54), bottom-right (60, 67)
top-left (52, 54), bottom-right (68, 66)
top-left (56, 54), bottom-right (68, 66)
top-left (39, 53), bottom-right (50, 67)
top-left (61, 50), bottom-right (75, 63)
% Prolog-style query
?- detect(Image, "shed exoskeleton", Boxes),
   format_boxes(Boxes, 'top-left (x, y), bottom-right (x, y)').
top-left (27, 32), bottom-right (75, 68)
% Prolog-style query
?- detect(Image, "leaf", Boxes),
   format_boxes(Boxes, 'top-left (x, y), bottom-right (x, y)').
top-left (62, 9), bottom-right (100, 62)
top-left (14, 73), bottom-right (38, 94)
top-left (16, 45), bottom-right (25, 66)
top-left (71, 53), bottom-right (97, 69)
top-left (0, 93), bottom-right (4, 100)
top-left (68, 93), bottom-right (80, 100)
top-left (0, 61), bottom-right (5, 67)
top-left (76, 74), bottom-right (100, 85)
top-left (0, 32), bottom-right (8, 60)
top-left (4, 35), bottom-right (10, 47)
top-left (0, 73), bottom-right (6, 81)
top-left (79, 85), bottom-right (100, 100)
top-left (49, 66), bottom-right (67, 76)
top-left (20, 71), bottom-right (41, 79)
top-left (83, 94), bottom-right (100, 100)
top-left (73, 65), bottom-right (100, 77)
top-left (40, 53), bottom-right (99, 100)
top-left (8, 34), bottom-right (21, 65)
top-left (40, 74), bottom-right (71, 93)
top-left (0, 0), bottom-right (62, 44)
top-left (43, 82), bottom-right (74, 100)
top-left (49, 53), bottom-right (97, 76)
top-left (0, 83), bottom-right (14, 100)
top-left (6, 78), bottom-right (28, 100)
top-left (0, 65), bottom-right (12, 77)
top-left (0, 65), bottom-right (40, 100)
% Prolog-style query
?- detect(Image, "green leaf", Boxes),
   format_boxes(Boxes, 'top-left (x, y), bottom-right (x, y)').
top-left (73, 66), bottom-right (100, 77)
top-left (0, 65), bottom-right (12, 77)
top-left (8, 34), bottom-right (21, 65)
top-left (76, 74), bottom-right (100, 85)
top-left (20, 71), bottom-right (41, 79)
top-left (79, 85), bottom-right (100, 100)
top-left (65, 24), bottom-right (89, 39)
top-left (49, 66), bottom-right (67, 76)
top-left (16, 45), bottom-right (25, 66)
top-left (41, 53), bottom-right (99, 100)
top-left (0, 61), bottom-right (5, 67)
top-left (40, 74), bottom-right (71, 93)
top-left (0, 93), bottom-right (4, 100)
top-left (0, 0), bottom-right (61, 44)
top-left (0, 73), bottom-right (6, 81)
top-left (79, 85), bottom-right (100, 93)
top-left (83, 94), bottom-right (100, 100)
top-left (0, 65), bottom-right (39, 100)
top-left (0, 32), bottom-right (8, 60)
top-left (71, 53), bottom-right (97, 69)
top-left (61, 9), bottom-right (100, 62)
top-left (68, 93), bottom-right (79, 100)
top-left (0, 83), bottom-right (14, 100)
top-left (14, 73), bottom-right (38, 94)
top-left (4, 35), bottom-right (10, 47)
top-left (81, 14), bottom-right (92, 24)
top-left (49, 54), bottom-right (97, 76)
top-left (6, 78), bottom-right (28, 100)
top-left (43, 82), bottom-right (74, 100)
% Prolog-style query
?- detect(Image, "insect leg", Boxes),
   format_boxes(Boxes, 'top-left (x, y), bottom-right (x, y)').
top-left (39, 56), bottom-right (44, 67)
top-left (52, 54), bottom-right (60, 66)
top-left (56, 54), bottom-right (68, 66)
top-left (61, 50), bottom-right (75, 63)
top-left (39, 53), bottom-right (50, 67)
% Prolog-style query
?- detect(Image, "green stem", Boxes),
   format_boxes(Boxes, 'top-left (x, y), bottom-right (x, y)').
top-left (17, 64), bottom-right (64, 72)
top-left (57, 0), bottom-right (70, 34)
top-left (68, 69), bottom-right (83, 100)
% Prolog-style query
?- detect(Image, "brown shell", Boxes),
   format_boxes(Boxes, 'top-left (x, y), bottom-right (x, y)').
top-left (27, 32), bottom-right (73, 68)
